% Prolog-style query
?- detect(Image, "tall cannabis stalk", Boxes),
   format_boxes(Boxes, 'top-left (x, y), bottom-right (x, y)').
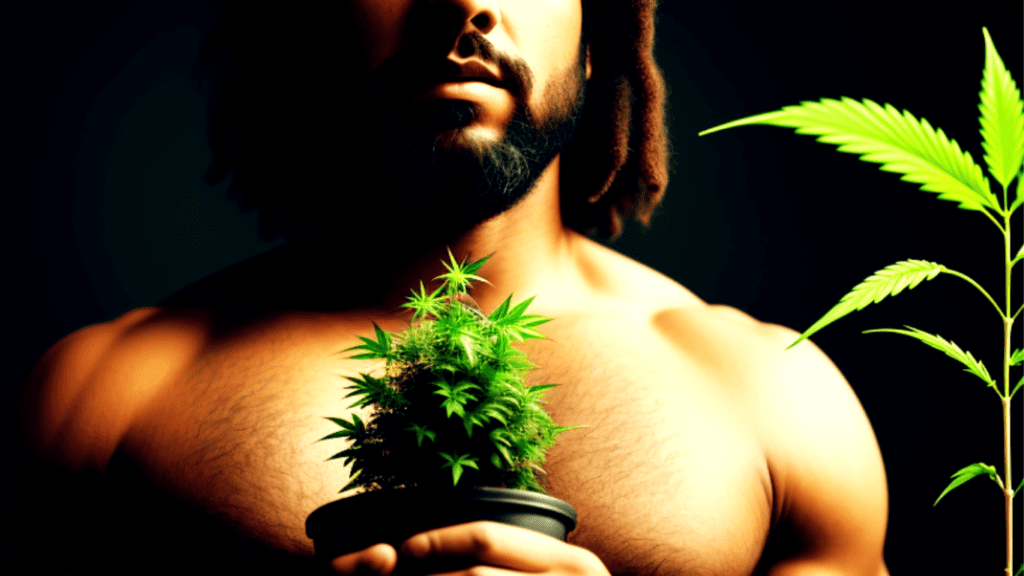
top-left (699, 27), bottom-right (1022, 575)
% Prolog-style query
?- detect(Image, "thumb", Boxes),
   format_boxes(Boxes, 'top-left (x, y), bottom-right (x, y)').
top-left (329, 543), bottom-right (398, 575)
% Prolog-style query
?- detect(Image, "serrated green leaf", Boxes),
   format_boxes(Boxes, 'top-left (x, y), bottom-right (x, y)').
top-left (788, 260), bottom-right (944, 349)
top-left (462, 253), bottom-right (494, 277)
top-left (433, 380), bottom-right (480, 419)
top-left (519, 315), bottom-right (554, 328)
top-left (403, 281), bottom-right (445, 320)
top-left (463, 413), bottom-right (486, 438)
top-left (343, 325), bottom-right (394, 360)
top-left (318, 430), bottom-right (350, 441)
top-left (459, 334), bottom-right (478, 365)
top-left (978, 27), bottom-right (1024, 197)
top-left (325, 416), bottom-right (356, 431)
top-left (490, 428), bottom-right (512, 447)
top-left (1011, 174), bottom-right (1024, 215)
top-left (328, 447), bottom-right (359, 466)
top-left (373, 322), bottom-right (391, 348)
top-left (406, 423), bottom-right (436, 447)
top-left (436, 248), bottom-right (491, 295)
top-left (862, 326), bottom-right (996, 390)
top-left (343, 375), bottom-right (393, 408)
top-left (495, 443), bottom-right (514, 466)
top-left (505, 296), bottom-right (537, 322)
top-left (482, 406), bottom-right (509, 426)
top-left (1011, 348), bottom-right (1024, 366)
top-left (345, 352), bottom-right (385, 360)
top-left (513, 325), bottom-right (550, 342)
top-left (554, 424), bottom-right (586, 435)
top-left (699, 97), bottom-right (999, 213)
top-left (319, 414), bottom-right (364, 441)
top-left (488, 295), bottom-right (513, 322)
top-left (339, 469), bottom-right (363, 494)
top-left (440, 452), bottom-right (479, 486)
top-left (440, 398), bottom-right (465, 418)
top-left (934, 462), bottom-right (1000, 506)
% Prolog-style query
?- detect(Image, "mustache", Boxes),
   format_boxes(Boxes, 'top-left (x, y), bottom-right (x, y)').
top-left (368, 30), bottom-right (534, 105)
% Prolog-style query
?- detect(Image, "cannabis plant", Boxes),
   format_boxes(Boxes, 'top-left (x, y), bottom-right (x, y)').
top-left (699, 27), bottom-right (1021, 575)
top-left (320, 251), bottom-right (579, 495)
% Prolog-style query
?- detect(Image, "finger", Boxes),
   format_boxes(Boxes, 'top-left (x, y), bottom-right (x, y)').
top-left (399, 520), bottom-right (567, 573)
top-left (330, 543), bottom-right (399, 575)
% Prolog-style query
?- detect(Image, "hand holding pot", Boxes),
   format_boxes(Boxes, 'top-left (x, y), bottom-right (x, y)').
top-left (329, 521), bottom-right (610, 575)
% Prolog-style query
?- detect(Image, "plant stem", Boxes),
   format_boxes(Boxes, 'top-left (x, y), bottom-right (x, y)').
top-left (1003, 197), bottom-right (1014, 576)
top-left (942, 268), bottom-right (1007, 319)
top-left (1004, 396), bottom-right (1012, 576)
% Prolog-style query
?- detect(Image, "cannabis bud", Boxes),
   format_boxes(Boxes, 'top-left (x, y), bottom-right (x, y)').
top-left (320, 250), bottom-right (579, 494)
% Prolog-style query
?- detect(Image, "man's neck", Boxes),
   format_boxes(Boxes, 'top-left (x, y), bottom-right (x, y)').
top-left (376, 157), bottom-right (582, 317)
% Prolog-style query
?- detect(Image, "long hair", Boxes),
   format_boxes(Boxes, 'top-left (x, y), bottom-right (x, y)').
top-left (562, 0), bottom-right (672, 238)
top-left (195, 0), bottom-right (672, 240)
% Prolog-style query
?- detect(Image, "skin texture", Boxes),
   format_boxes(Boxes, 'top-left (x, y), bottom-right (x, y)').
top-left (17, 1), bottom-right (891, 575)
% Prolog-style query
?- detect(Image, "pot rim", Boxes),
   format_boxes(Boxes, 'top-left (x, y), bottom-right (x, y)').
top-left (306, 486), bottom-right (578, 538)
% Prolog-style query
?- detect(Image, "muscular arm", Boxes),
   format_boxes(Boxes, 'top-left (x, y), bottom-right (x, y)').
top-left (751, 325), bottom-right (890, 576)
top-left (14, 316), bottom-right (134, 575)
top-left (15, 308), bottom-right (208, 574)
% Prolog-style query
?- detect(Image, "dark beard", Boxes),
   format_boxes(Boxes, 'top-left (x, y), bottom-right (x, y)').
top-left (351, 62), bottom-right (588, 241)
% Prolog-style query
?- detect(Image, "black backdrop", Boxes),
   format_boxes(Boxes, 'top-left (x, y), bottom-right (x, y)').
top-left (2, 1), bottom-right (1021, 574)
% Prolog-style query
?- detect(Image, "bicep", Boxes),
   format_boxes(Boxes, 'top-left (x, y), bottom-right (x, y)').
top-left (756, 328), bottom-right (889, 576)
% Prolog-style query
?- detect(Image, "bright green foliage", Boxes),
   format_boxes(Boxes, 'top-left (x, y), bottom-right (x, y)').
top-left (320, 250), bottom-right (580, 494)
top-left (699, 28), bottom-right (1024, 223)
top-left (699, 99), bottom-right (1000, 214)
top-left (787, 260), bottom-right (944, 350)
top-left (978, 28), bottom-right (1024, 196)
top-left (345, 323), bottom-right (395, 362)
top-left (863, 326), bottom-right (997, 393)
top-left (699, 26), bottom-right (1022, 573)
top-left (933, 462), bottom-right (1001, 506)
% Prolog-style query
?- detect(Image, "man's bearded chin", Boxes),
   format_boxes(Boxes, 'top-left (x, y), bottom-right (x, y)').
top-left (351, 71), bottom-right (587, 242)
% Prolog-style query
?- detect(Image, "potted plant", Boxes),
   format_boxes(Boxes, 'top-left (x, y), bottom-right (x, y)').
top-left (306, 250), bottom-right (582, 568)
top-left (698, 27), bottom-right (1021, 576)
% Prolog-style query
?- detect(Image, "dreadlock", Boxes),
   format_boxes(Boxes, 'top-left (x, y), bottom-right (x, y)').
top-left (562, 0), bottom-right (671, 238)
top-left (196, 0), bottom-right (671, 240)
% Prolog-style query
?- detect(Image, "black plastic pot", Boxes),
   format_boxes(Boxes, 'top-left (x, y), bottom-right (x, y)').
top-left (306, 486), bottom-right (577, 567)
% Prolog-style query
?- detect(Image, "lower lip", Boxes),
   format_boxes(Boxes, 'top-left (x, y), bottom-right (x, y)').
top-left (416, 81), bottom-right (506, 100)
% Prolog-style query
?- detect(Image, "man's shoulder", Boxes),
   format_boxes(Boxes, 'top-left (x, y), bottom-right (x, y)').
top-left (648, 304), bottom-right (890, 575)
top-left (647, 294), bottom-right (881, 459)
top-left (20, 307), bottom-right (211, 471)
top-left (644, 305), bottom-right (889, 574)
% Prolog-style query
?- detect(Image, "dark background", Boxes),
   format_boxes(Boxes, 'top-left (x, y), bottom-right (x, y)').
top-left (2, 1), bottom-right (1021, 574)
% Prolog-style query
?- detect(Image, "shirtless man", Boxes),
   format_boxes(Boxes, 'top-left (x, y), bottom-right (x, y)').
top-left (17, 0), bottom-right (890, 574)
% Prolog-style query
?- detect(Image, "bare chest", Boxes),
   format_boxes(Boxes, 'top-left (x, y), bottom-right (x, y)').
top-left (122, 314), bottom-right (773, 575)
